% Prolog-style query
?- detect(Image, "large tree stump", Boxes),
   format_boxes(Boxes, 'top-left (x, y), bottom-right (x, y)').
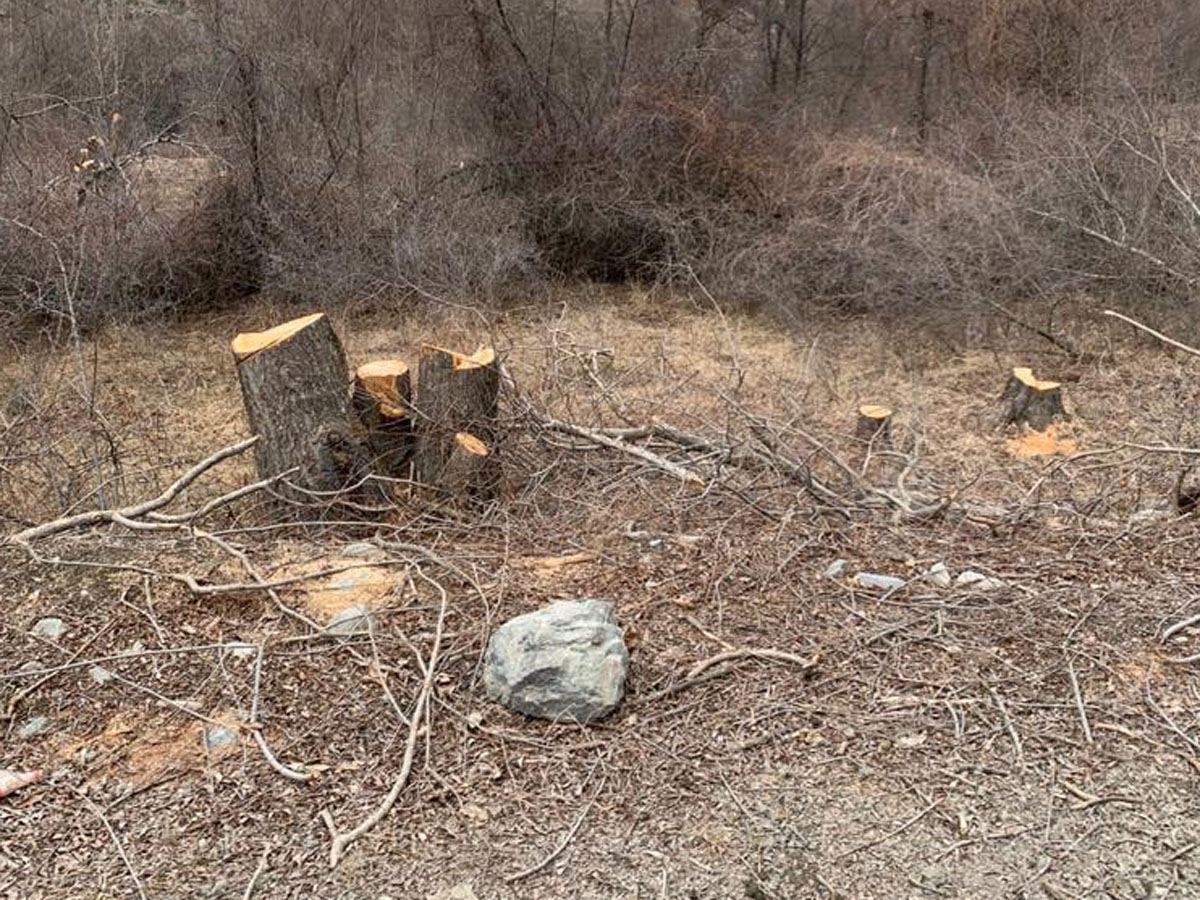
top-left (412, 344), bottom-right (499, 498)
top-left (231, 313), bottom-right (371, 502)
top-left (352, 360), bottom-right (415, 479)
top-left (1002, 366), bottom-right (1066, 431)
top-left (856, 404), bottom-right (893, 444)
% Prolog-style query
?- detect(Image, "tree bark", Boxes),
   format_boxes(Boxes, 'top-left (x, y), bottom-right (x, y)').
top-left (1002, 366), bottom-right (1065, 430)
top-left (352, 360), bottom-right (415, 479)
top-left (232, 313), bottom-right (371, 503)
top-left (412, 344), bottom-right (500, 498)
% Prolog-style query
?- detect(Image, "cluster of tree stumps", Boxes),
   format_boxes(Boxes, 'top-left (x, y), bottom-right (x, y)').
top-left (231, 313), bottom-right (499, 507)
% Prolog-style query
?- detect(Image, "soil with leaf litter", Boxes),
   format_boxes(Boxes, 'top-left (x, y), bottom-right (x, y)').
top-left (3, 292), bottom-right (1200, 899)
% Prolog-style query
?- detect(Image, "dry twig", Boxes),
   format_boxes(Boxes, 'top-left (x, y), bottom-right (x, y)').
top-left (322, 587), bottom-right (448, 867)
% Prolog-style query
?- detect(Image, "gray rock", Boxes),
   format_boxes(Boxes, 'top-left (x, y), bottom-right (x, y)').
top-left (427, 885), bottom-right (479, 900)
top-left (30, 617), bottom-right (65, 641)
top-left (484, 599), bottom-right (628, 724)
top-left (926, 562), bottom-right (952, 588)
top-left (88, 665), bottom-right (113, 685)
top-left (223, 642), bottom-right (257, 661)
top-left (855, 572), bottom-right (906, 591)
top-left (955, 570), bottom-right (1006, 591)
top-left (326, 604), bottom-right (375, 637)
top-left (203, 725), bottom-right (238, 751)
top-left (823, 559), bottom-right (847, 579)
top-left (19, 716), bottom-right (49, 739)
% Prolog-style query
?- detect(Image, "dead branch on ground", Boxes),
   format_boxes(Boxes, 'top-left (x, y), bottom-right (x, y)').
top-left (321, 584), bottom-right (448, 867)
top-left (7, 436), bottom-right (263, 545)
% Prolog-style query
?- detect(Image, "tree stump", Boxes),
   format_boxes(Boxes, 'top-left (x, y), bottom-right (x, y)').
top-left (412, 344), bottom-right (499, 498)
top-left (231, 313), bottom-right (371, 502)
top-left (856, 404), bottom-right (893, 444)
top-left (440, 431), bottom-right (492, 494)
top-left (1002, 367), bottom-right (1066, 431)
top-left (352, 360), bottom-right (415, 479)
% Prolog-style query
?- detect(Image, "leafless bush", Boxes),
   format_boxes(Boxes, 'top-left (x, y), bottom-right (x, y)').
top-left (716, 135), bottom-right (1052, 323)
top-left (4, 0), bottom-right (1200, 329)
top-left (1008, 95), bottom-right (1200, 313)
top-left (0, 150), bottom-right (260, 332)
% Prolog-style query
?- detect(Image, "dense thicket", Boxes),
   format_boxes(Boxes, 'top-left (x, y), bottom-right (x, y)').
top-left (3, 0), bottom-right (1200, 332)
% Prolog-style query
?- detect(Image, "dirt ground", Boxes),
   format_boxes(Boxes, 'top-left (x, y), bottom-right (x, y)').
top-left (3, 289), bottom-right (1200, 899)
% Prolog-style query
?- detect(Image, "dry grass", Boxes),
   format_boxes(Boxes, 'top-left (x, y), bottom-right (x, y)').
top-left (4, 291), bottom-right (1200, 898)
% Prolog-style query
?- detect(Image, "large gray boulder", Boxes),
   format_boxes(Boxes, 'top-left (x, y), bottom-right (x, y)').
top-left (484, 599), bottom-right (629, 723)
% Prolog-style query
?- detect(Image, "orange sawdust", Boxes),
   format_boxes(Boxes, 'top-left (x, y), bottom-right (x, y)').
top-left (53, 709), bottom-right (243, 787)
top-left (278, 558), bottom-right (400, 620)
top-left (1006, 424), bottom-right (1078, 458)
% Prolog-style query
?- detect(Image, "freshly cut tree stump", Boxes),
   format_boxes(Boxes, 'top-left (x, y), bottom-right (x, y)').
top-left (352, 360), bottom-right (415, 478)
top-left (856, 404), bottom-right (893, 444)
top-left (439, 431), bottom-right (492, 495)
top-left (412, 344), bottom-right (499, 497)
top-left (232, 313), bottom-right (371, 502)
top-left (1002, 366), bottom-right (1066, 431)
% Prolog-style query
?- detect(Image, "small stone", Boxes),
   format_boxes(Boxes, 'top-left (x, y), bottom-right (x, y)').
top-left (855, 572), bottom-right (907, 592)
top-left (88, 666), bottom-right (113, 685)
top-left (124, 641), bottom-right (146, 656)
top-left (19, 716), bottom-right (49, 739)
top-left (223, 642), bottom-right (257, 661)
top-left (341, 542), bottom-right (378, 557)
top-left (326, 604), bottom-right (375, 637)
top-left (30, 617), bottom-right (66, 641)
top-left (484, 599), bottom-right (628, 724)
top-left (926, 562), bottom-right (952, 588)
top-left (955, 571), bottom-right (1006, 591)
top-left (427, 884), bottom-right (479, 900)
top-left (203, 725), bottom-right (238, 751)
top-left (823, 559), bottom-right (847, 579)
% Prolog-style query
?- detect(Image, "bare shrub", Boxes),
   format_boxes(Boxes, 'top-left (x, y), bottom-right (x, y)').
top-left (717, 135), bottom-right (1050, 324)
top-left (516, 89), bottom-right (772, 281)
top-left (1, 140), bottom-right (260, 333)
top-left (1005, 92), bottom-right (1200, 323)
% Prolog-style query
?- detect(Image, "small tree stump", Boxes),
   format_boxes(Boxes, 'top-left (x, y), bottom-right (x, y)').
top-left (232, 313), bottom-right (371, 501)
top-left (856, 405), bottom-right (893, 444)
top-left (412, 344), bottom-right (500, 498)
top-left (439, 431), bottom-right (492, 495)
top-left (1002, 366), bottom-right (1066, 431)
top-left (352, 360), bottom-right (415, 478)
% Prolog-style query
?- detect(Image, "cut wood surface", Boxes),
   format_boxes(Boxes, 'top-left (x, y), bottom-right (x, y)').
top-left (353, 360), bottom-right (415, 478)
top-left (232, 313), bottom-right (371, 501)
top-left (1002, 366), bottom-right (1066, 431)
top-left (856, 404), bottom-right (893, 444)
top-left (413, 344), bottom-right (500, 497)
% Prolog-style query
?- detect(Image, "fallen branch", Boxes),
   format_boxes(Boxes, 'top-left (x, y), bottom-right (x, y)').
top-left (686, 647), bottom-right (819, 680)
top-left (540, 418), bottom-right (705, 487)
top-left (71, 785), bottom-right (149, 900)
top-left (638, 647), bottom-right (819, 705)
top-left (1103, 309), bottom-right (1200, 360)
top-left (505, 778), bottom-right (606, 883)
top-left (8, 436), bottom-right (260, 544)
top-left (322, 589), bottom-right (448, 867)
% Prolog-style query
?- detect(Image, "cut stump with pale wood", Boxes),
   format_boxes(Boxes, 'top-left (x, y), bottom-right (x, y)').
top-left (232, 313), bottom-right (371, 502)
top-left (352, 360), bottom-right (415, 479)
top-left (412, 344), bottom-right (499, 498)
top-left (856, 404), bottom-right (893, 444)
top-left (1002, 367), bottom-right (1066, 431)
